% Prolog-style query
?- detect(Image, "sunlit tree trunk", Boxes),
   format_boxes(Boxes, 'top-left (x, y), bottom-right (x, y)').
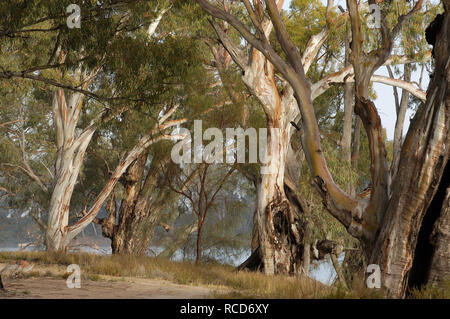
top-left (206, 3), bottom-right (308, 274)
top-left (47, 98), bottom-right (185, 251)
top-left (256, 105), bottom-right (305, 274)
top-left (197, 0), bottom-right (435, 288)
top-left (43, 7), bottom-right (172, 251)
top-left (46, 88), bottom-right (97, 251)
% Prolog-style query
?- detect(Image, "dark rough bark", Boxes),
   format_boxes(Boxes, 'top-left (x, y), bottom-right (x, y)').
top-left (408, 161), bottom-right (450, 289)
top-left (267, 188), bottom-right (305, 274)
top-left (111, 151), bottom-right (149, 255)
top-left (238, 183), bottom-right (307, 275)
top-left (237, 247), bottom-right (264, 272)
top-left (370, 8), bottom-right (450, 297)
top-left (427, 186), bottom-right (450, 287)
top-left (96, 152), bottom-right (171, 256)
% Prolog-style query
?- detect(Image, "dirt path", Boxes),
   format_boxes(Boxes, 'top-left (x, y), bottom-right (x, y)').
top-left (0, 276), bottom-right (213, 299)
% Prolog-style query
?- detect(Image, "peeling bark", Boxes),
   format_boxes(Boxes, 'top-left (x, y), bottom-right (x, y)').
top-left (109, 151), bottom-right (150, 255)
top-left (46, 87), bottom-right (97, 251)
top-left (207, 4), bottom-right (307, 274)
top-left (95, 154), bottom-right (185, 256)
top-left (370, 7), bottom-right (450, 297)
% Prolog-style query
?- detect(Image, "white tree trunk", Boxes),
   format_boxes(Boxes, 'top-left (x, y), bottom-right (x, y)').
top-left (46, 90), bottom-right (95, 250)
top-left (44, 7), bottom-right (171, 250)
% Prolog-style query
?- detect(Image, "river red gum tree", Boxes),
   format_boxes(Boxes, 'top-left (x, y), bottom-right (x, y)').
top-left (195, 0), bottom-right (447, 297)
top-left (25, 7), bottom-right (184, 251)
top-left (46, 91), bottom-right (186, 251)
top-left (201, 0), bottom-right (428, 276)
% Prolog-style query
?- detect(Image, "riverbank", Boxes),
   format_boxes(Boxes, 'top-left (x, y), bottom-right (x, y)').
top-left (0, 251), bottom-right (336, 298)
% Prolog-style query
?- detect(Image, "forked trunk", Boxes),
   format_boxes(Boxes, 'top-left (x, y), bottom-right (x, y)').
top-left (46, 89), bottom-right (96, 251)
top-left (44, 9), bottom-right (171, 252)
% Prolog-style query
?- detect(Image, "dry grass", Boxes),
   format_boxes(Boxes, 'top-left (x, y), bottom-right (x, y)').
top-left (1, 251), bottom-right (446, 299)
top-left (0, 251), bottom-right (330, 298)
top-left (408, 278), bottom-right (450, 299)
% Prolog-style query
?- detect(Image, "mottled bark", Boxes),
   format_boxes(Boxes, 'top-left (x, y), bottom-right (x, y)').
top-left (427, 186), bottom-right (450, 286)
top-left (370, 7), bottom-right (449, 297)
top-left (257, 129), bottom-right (305, 274)
top-left (95, 154), bottom-right (178, 256)
top-left (111, 151), bottom-right (149, 255)
top-left (342, 247), bottom-right (366, 285)
top-left (46, 86), bottom-right (97, 251)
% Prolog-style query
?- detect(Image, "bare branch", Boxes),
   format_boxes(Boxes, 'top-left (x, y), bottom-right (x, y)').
top-left (30, 208), bottom-right (47, 230)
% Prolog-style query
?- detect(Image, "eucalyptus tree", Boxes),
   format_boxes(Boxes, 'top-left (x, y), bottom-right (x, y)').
top-left (194, 0), bottom-right (429, 281)
top-left (194, 0), bottom-right (448, 297)
top-left (0, 0), bottom-right (189, 251)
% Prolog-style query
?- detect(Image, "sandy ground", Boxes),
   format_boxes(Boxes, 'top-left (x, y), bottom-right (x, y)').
top-left (0, 276), bottom-right (213, 299)
top-left (0, 263), bottom-right (213, 299)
